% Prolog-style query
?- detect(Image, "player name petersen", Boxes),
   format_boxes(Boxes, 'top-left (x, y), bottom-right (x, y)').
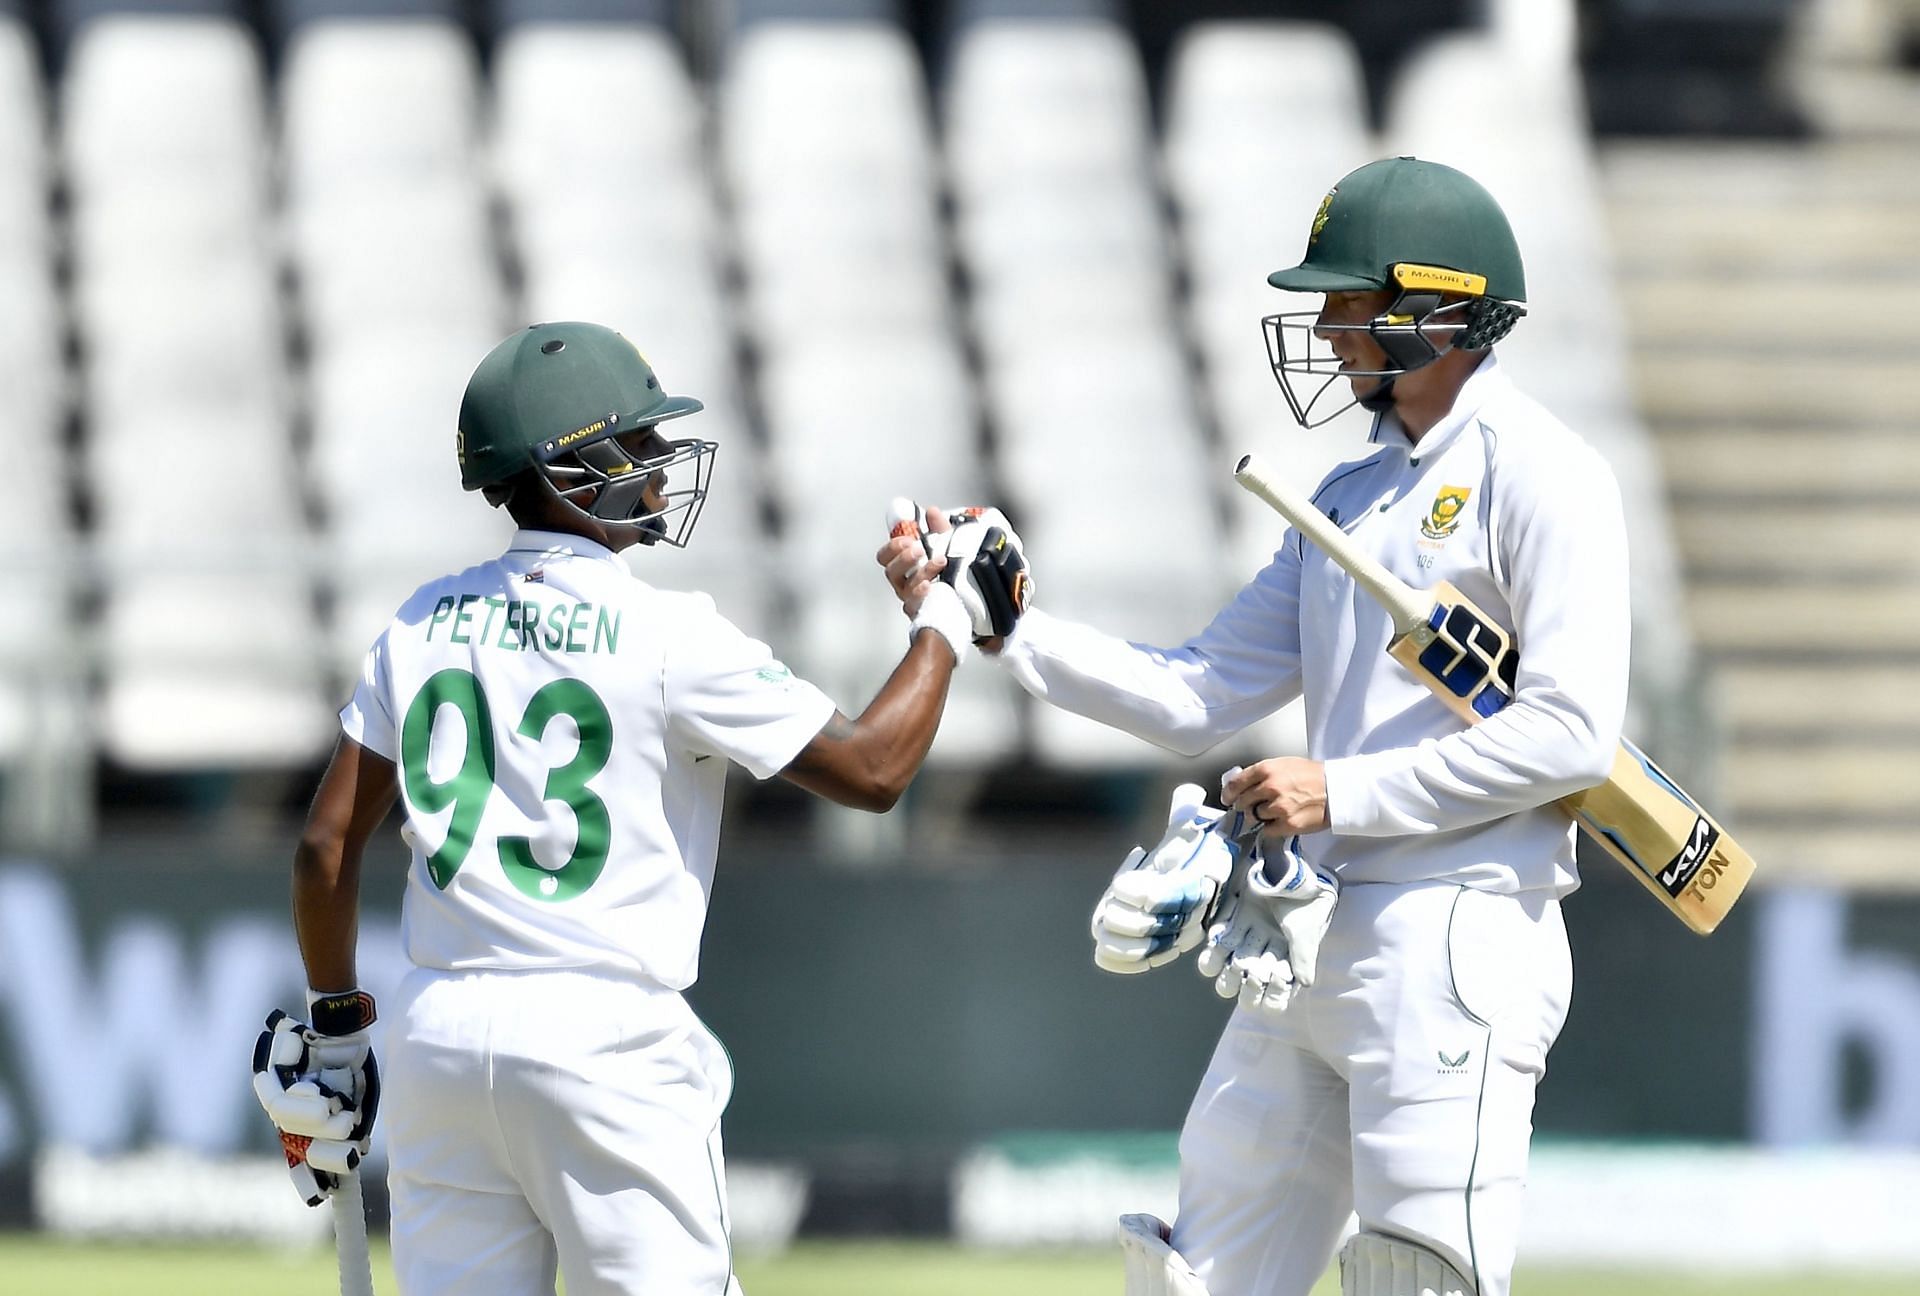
top-left (424, 592), bottom-right (623, 656)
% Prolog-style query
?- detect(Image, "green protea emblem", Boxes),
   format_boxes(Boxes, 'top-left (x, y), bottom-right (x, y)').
top-left (1309, 190), bottom-right (1336, 245)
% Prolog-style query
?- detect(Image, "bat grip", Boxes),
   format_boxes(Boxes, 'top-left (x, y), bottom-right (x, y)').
top-left (1234, 453), bottom-right (1431, 631)
top-left (333, 1171), bottom-right (376, 1296)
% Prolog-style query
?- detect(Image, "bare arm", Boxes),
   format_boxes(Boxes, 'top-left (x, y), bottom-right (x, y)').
top-left (778, 631), bottom-right (955, 812)
top-left (293, 734), bottom-right (400, 992)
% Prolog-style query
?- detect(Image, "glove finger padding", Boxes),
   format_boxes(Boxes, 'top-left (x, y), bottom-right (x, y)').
top-left (1092, 784), bottom-right (1247, 975)
top-left (1247, 842), bottom-right (1340, 991)
top-left (1196, 836), bottom-right (1340, 1015)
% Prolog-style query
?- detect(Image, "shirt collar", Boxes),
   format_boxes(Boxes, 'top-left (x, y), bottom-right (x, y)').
top-left (1368, 351), bottom-right (1508, 458)
top-left (506, 528), bottom-right (623, 566)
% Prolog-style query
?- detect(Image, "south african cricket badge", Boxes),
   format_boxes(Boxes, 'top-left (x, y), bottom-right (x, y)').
top-left (1308, 190), bottom-right (1336, 245)
top-left (1420, 485), bottom-right (1472, 540)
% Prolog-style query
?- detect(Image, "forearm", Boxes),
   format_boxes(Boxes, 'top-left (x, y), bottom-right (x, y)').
top-left (998, 610), bottom-right (1297, 757)
top-left (781, 631), bottom-right (954, 811)
top-left (293, 834), bottom-right (362, 992)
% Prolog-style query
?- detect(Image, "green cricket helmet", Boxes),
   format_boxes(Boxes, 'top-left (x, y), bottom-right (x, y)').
top-left (457, 322), bottom-right (717, 546)
top-left (1262, 157), bottom-right (1528, 427)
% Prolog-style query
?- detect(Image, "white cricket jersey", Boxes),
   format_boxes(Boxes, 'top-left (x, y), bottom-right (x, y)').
top-left (998, 354), bottom-right (1630, 893)
top-left (341, 528), bottom-right (837, 988)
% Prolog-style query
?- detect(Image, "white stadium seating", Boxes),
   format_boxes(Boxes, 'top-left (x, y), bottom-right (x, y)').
top-left (0, 0), bottom-right (1702, 814)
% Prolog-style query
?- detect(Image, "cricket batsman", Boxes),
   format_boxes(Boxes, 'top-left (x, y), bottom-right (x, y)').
top-left (251, 321), bottom-right (1029, 1293)
top-left (880, 158), bottom-right (1629, 1296)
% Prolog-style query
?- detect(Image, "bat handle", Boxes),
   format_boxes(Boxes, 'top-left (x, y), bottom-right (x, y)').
top-left (1234, 452), bottom-right (1432, 632)
top-left (333, 1171), bottom-right (376, 1296)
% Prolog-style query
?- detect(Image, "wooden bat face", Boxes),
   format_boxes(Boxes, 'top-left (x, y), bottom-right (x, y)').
top-left (1565, 743), bottom-right (1754, 934)
top-left (1386, 581), bottom-right (1522, 725)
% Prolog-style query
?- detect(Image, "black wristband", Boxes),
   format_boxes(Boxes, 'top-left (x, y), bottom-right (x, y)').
top-left (309, 989), bottom-right (377, 1036)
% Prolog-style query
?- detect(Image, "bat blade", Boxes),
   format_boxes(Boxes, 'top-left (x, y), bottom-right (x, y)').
top-left (1565, 742), bottom-right (1756, 934)
top-left (1233, 452), bottom-right (1753, 936)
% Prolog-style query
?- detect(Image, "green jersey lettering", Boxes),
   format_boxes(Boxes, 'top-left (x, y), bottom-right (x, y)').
top-left (399, 672), bottom-right (616, 902)
top-left (479, 596), bottom-right (505, 642)
top-left (593, 607), bottom-right (622, 654)
top-left (425, 595), bottom-right (456, 641)
top-left (450, 594), bottom-right (478, 645)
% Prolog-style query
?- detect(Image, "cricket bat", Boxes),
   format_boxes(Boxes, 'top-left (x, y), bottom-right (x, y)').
top-left (332, 1170), bottom-right (376, 1296)
top-left (1233, 452), bottom-right (1754, 935)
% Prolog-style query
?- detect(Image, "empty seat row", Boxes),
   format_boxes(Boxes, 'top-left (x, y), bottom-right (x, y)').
top-left (0, 1), bottom-right (1678, 785)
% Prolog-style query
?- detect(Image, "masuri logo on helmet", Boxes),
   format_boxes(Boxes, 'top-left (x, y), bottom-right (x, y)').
top-left (1263, 157), bottom-right (1528, 429)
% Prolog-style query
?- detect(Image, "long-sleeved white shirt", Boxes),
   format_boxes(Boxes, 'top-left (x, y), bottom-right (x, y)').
top-left (998, 354), bottom-right (1630, 894)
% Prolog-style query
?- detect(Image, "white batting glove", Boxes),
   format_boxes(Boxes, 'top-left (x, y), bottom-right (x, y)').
top-left (1196, 838), bottom-right (1340, 1015)
top-left (1091, 784), bottom-right (1252, 974)
top-left (251, 990), bottom-right (380, 1207)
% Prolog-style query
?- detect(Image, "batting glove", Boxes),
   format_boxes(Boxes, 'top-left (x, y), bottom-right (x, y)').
top-left (889, 500), bottom-right (1035, 642)
top-left (1196, 837), bottom-right (1340, 1015)
top-left (1091, 784), bottom-right (1251, 974)
top-left (251, 990), bottom-right (379, 1206)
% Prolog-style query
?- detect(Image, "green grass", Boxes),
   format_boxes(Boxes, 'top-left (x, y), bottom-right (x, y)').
top-left (3, 1236), bottom-right (1916, 1296)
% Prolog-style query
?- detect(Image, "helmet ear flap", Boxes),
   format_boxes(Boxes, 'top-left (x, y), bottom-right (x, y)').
top-left (1460, 298), bottom-right (1523, 351)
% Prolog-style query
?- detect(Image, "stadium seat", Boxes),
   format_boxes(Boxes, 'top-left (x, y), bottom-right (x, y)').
top-left (988, 334), bottom-right (1200, 485)
top-left (0, 252), bottom-right (68, 493)
top-left (520, 255), bottom-right (729, 362)
top-left (45, 0), bottom-right (243, 61)
top-left (307, 328), bottom-right (492, 505)
top-left (87, 408), bottom-right (302, 557)
top-left (734, 184), bottom-right (942, 276)
top-left (97, 572), bottom-right (333, 769)
top-left (280, 18), bottom-right (483, 204)
top-left (290, 181), bottom-right (507, 349)
top-left (76, 257), bottom-right (289, 431)
top-left (1162, 21), bottom-right (1369, 221)
top-left (60, 14), bottom-right (268, 195)
top-left (70, 174), bottom-right (272, 282)
top-left (957, 182), bottom-right (1167, 284)
top-left (491, 22), bottom-right (700, 198)
top-left (0, 14), bottom-right (48, 242)
top-left (760, 336), bottom-right (983, 526)
top-left (722, 20), bottom-right (937, 205)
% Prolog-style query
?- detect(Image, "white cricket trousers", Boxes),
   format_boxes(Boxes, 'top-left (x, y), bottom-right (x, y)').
top-left (383, 966), bottom-right (741, 1296)
top-left (1171, 880), bottom-right (1572, 1296)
